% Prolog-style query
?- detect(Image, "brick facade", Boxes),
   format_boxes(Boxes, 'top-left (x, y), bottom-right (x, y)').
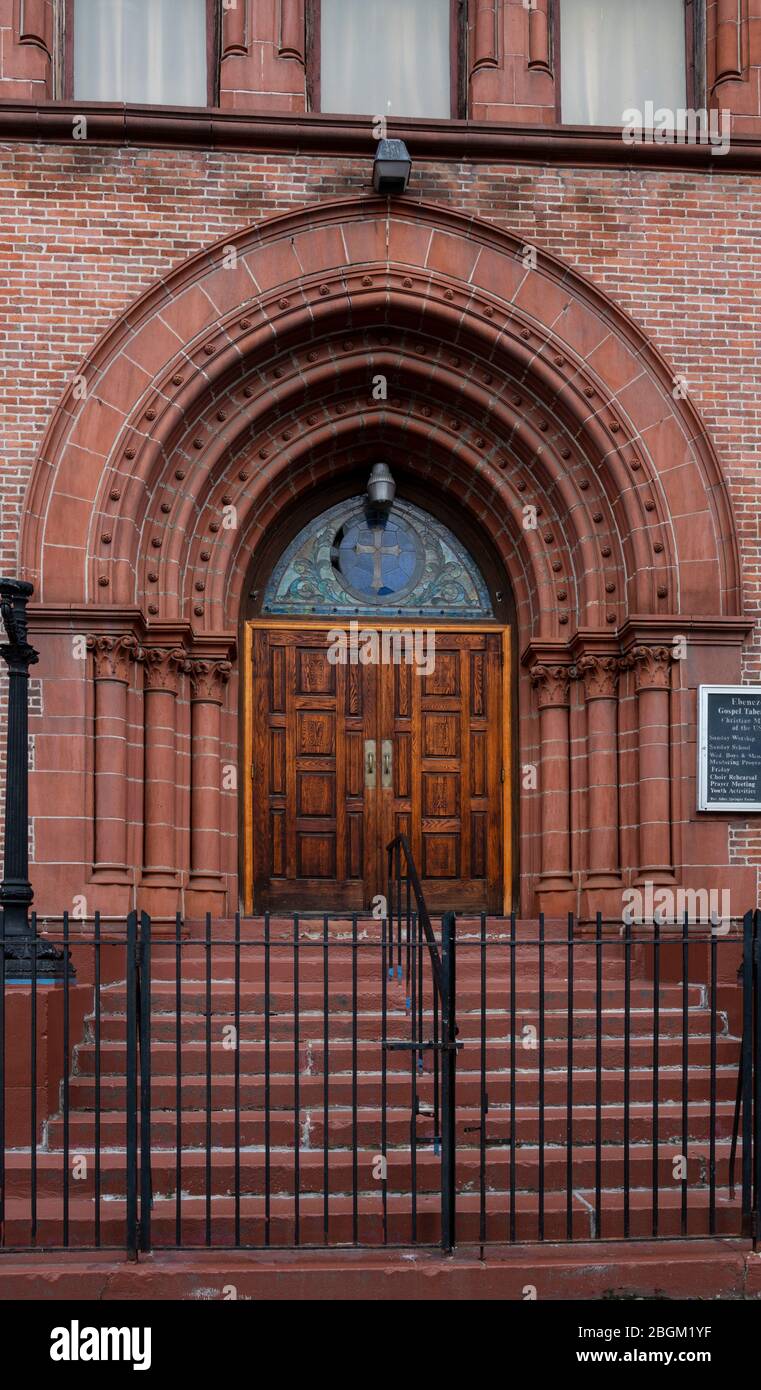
top-left (1, 1), bottom-right (761, 921)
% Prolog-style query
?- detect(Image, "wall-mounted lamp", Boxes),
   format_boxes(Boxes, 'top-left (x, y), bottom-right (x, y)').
top-left (365, 463), bottom-right (396, 521)
top-left (373, 139), bottom-right (412, 195)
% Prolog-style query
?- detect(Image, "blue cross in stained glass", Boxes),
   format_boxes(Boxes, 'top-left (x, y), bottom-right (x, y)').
top-left (338, 519), bottom-right (419, 598)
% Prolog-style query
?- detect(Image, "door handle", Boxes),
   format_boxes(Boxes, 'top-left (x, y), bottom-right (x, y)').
top-left (364, 740), bottom-right (377, 788)
top-left (381, 740), bottom-right (393, 790)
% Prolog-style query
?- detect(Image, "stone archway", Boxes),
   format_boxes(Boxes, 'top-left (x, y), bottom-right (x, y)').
top-left (20, 197), bottom-right (749, 919)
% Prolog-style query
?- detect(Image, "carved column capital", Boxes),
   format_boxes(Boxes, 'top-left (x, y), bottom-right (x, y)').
top-left (87, 633), bottom-right (139, 683)
top-left (189, 659), bottom-right (232, 704)
top-left (139, 646), bottom-right (189, 694)
top-left (576, 653), bottom-right (621, 701)
top-left (530, 662), bottom-right (572, 709)
top-left (627, 645), bottom-right (674, 692)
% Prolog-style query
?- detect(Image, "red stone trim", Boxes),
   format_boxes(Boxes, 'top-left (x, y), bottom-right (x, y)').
top-left (278, 0), bottom-right (305, 64)
top-left (527, 0), bottom-right (553, 77)
top-left (4, 100), bottom-right (761, 170)
top-left (222, 0), bottom-right (249, 57)
top-left (472, 0), bottom-right (499, 74)
top-left (16, 0), bottom-right (53, 54)
top-left (713, 0), bottom-right (746, 88)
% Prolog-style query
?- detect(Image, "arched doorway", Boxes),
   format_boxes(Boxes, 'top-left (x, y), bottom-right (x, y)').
top-left (19, 198), bottom-right (747, 922)
top-left (242, 472), bottom-right (513, 913)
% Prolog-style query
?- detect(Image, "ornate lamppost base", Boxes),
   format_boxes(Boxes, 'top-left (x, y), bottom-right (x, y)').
top-left (2, 935), bottom-right (70, 980)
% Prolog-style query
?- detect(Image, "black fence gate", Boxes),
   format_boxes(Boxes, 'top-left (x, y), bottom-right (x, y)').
top-left (1, 895), bottom-right (760, 1255)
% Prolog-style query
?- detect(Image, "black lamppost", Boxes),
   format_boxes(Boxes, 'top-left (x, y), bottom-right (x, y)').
top-left (0, 578), bottom-right (64, 978)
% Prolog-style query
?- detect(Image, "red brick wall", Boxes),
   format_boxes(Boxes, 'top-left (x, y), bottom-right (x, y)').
top-left (0, 141), bottom-right (760, 913)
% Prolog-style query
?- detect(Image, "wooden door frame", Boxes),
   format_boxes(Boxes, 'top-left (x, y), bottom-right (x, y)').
top-left (243, 618), bottom-right (512, 915)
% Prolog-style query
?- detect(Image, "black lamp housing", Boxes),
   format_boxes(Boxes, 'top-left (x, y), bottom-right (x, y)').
top-left (373, 139), bottom-right (412, 195)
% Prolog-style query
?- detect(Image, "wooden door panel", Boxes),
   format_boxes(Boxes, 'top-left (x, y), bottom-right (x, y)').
top-left (252, 629), bottom-right (378, 910)
top-left (252, 625), bottom-right (505, 914)
top-left (380, 630), bottom-right (503, 912)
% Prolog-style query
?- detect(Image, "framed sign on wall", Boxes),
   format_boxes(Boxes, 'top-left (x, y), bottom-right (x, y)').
top-left (698, 685), bottom-right (761, 812)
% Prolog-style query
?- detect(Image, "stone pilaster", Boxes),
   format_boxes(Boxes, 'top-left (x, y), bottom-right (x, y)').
top-left (628, 645), bottom-right (675, 885)
top-left (577, 653), bottom-right (622, 890)
top-left (139, 646), bottom-right (188, 886)
top-left (530, 663), bottom-right (574, 895)
top-left (188, 659), bottom-right (232, 889)
top-left (87, 634), bottom-right (138, 882)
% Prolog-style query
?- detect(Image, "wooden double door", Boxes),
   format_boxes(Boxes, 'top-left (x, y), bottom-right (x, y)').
top-left (250, 625), bottom-right (506, 913)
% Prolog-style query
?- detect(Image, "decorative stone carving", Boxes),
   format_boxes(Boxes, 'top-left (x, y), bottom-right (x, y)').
top-left (190, 659), bottom-right (232, 704)
top-left (577, 653), bottom-right (620, 701)
top-left (87, 633), bottom-right (138, 683)
top-left (628, 645), bottom-right (674, 692)
top-left (139, 646), bottom-right (189, 694)
top-left (530, 662), bottom-right (572, 708)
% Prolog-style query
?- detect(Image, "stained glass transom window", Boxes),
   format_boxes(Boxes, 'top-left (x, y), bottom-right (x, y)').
top-left (263, 497), bottom-right (493, 619)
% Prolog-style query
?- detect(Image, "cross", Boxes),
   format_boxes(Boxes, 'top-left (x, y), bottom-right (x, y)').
top-left (354, 527), bottom-right (401, 592)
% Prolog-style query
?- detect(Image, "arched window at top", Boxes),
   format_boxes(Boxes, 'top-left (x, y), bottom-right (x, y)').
top-left (263, 497), bottom-right (494, 620)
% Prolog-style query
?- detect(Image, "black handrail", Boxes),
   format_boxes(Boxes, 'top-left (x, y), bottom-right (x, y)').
top-left (386, 834), bottom-right (458, 1251)
top-left (386, 833), bottom-right (443, 998)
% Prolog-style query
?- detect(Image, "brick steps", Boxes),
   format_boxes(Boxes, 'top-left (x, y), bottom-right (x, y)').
top-left (146, 958), bottom-right (629, 987)
top-left (0, 1188), bottom-right (744, 1248)
top-left (44, 1100), bottom-right (742, 1150)
top-left (64, 1067), bottom-right (740, 1110)
top-left (95, 982), bottom-right (707, 1012)
top-left (13, 915), bottom-right (743, 1250)
top-left (89, 1006), bottom-right (718, 1043)
top-left (69, 1034), bottom-right (740, 1076)
top-left (0, 1142), bottom-right (745, 1199)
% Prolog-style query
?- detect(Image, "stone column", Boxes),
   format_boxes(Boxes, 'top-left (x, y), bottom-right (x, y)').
top-left (140, 647), bottom-right (187, 885)
top-left (189, 659), bottom-right (232, 888)
top-left (530, 663), bottom-right (574, 891)
top-left (630, 645), bottom-right (674, 884)
top-left (87, 634), bottom-right (137, 881)
top-left (577, 654), bottom-right (621, 887)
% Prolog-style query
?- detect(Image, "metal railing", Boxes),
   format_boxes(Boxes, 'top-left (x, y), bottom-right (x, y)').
top-left (0, 906), bottom-right (760, 1255)
top-left (385, 834), bottom-right (458, 1249)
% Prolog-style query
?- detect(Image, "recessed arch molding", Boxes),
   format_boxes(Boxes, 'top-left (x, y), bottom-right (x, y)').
top-left (20, 197), bottom-right (752, 919)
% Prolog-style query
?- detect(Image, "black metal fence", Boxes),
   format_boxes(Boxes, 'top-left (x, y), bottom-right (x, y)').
top-left (0, 906), bottom-right (759, 1255)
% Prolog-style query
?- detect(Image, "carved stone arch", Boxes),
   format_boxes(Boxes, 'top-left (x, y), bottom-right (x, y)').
top-left (22, 197), bottom-right (741, 628)
top-left (19, 197), bottom-right (748, 918)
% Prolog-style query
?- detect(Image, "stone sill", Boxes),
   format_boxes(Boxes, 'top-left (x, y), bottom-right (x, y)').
top-left (0, 100), bottom-right (760, 173)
